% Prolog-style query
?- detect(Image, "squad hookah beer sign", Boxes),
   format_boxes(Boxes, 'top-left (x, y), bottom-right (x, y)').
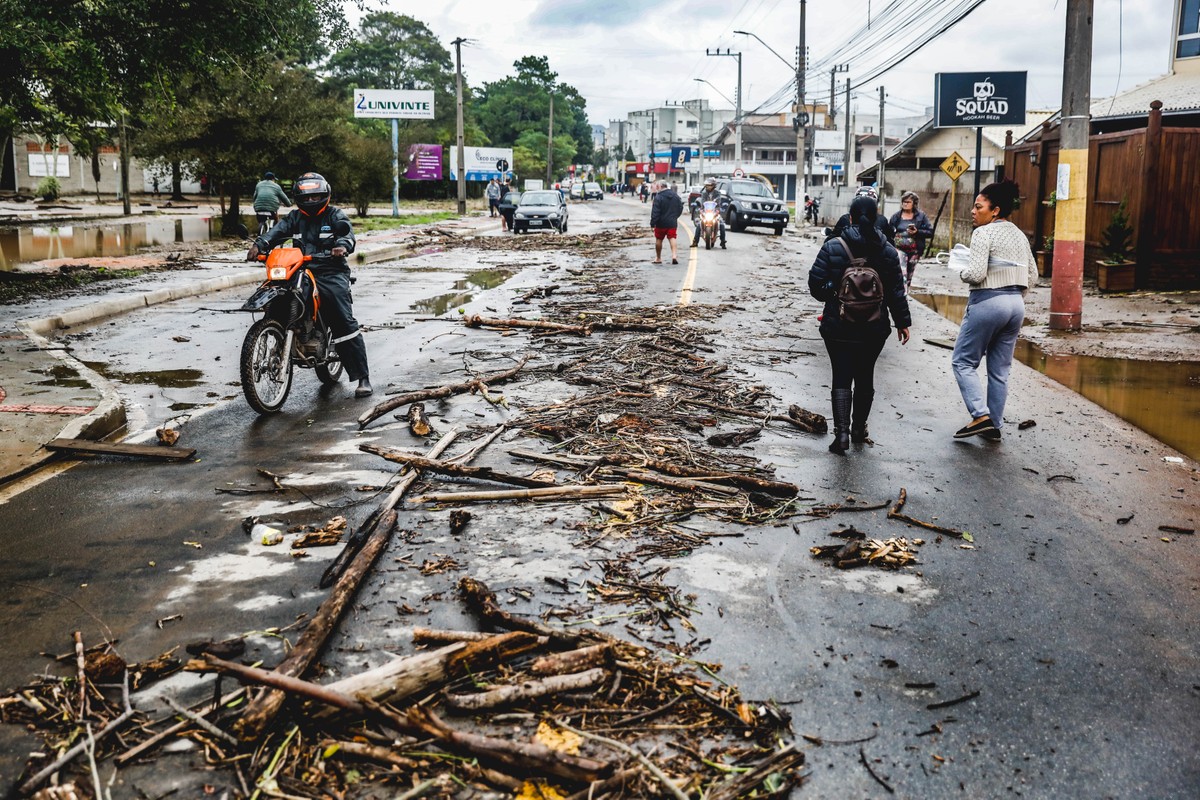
top-left (934, 72), bottom-right (1027, 128)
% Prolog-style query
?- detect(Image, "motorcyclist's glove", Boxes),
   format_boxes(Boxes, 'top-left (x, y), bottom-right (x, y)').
top-left (246, 244), bottom-right (260, 261)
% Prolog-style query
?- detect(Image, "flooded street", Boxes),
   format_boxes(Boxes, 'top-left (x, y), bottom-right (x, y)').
top-left (0, 218), bottom-right (223, 269)
top-left (913, 291), bottom-right (1200, 460)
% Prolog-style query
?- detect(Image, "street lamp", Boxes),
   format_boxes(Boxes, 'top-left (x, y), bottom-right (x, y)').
top-left (734, 25), bottom-right (806, 226)
top-left (693, 77), bottom-right (735, 108)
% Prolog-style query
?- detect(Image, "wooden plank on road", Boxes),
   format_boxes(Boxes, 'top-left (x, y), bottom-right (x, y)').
top-left (45, 438), bottom-right (196, 461)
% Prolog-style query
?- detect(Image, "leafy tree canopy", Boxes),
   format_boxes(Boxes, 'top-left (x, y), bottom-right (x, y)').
top-left (476, 56), bottom-right (592, 162)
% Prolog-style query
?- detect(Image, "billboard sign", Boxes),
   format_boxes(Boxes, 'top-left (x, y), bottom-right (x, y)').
top-left (404, 144), bottom-right (443, 181)
top-left (934, 72), bottom-right (1027, 128)
top-left (670, 146), bottom-right (691, 169)
top-left (449, 146), bottom-right (515, 181)
top-left (353, 89), bottom-right (435, 119)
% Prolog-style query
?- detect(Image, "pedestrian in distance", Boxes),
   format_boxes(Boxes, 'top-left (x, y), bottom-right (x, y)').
top-left (808, 195), bottom-right (911, 454)
top-left (950, 180), bottom-right (1039, 442)
top-left (889, 191), bottom-right (934, 288)
top-left (251, 171), bottom-right (291, 233)
top-left (485, 177), bottom-right (501, 217)
top-left (640, 182), bottom-right (649, 203)
top-left (497, 184), bottom-right (518, 232)
top-left (246, 172), bottom-right (373, 398)
top-left (650, 181), bottom-right (684, 265)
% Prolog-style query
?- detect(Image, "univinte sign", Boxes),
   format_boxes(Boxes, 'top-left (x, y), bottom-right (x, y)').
top-left (353, 89), bottom-right (435, 120)
top-left (934, 72), bottom-right (1026, 128)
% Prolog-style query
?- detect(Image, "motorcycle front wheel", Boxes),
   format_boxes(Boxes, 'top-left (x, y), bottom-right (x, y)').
top-left (241, 318), bottom-right (293, 414)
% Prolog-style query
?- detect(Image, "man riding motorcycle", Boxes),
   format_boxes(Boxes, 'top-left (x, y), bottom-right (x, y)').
top-left (689, 178), bottom-right (727, 249)
top-left (246, 172), bottom-right (373, 398)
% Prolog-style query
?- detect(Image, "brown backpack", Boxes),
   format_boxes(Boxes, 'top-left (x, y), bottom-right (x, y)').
top-left (831, 237), bottom-right (885, 324)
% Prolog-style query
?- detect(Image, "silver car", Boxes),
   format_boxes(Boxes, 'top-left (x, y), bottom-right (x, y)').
top-left (514, 190), bottom-right (570, 234)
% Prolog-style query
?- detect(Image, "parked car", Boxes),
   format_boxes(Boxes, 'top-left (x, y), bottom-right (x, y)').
top-left (568, 183), bottom-right (584, 200)
top-left (513, 190), bottom-right (569, 233)
top-left (583, 181), bottom-right (604, 200)
top-left (716, 178), bottom-right (789, 235)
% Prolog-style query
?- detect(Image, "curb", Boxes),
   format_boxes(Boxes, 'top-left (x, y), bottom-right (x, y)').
top-left (5, 269), bottom-right (263, 484)
top-left (21, 269), bottom-right (262, 335)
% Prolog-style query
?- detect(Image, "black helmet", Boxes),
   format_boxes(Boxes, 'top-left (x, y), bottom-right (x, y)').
top-left (264, 171), bottom-right (275, 179)
top-left (294, 172), bottom-right (331, 216)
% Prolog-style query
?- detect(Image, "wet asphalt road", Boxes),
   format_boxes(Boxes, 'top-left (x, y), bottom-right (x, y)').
top-left (1, 198), bottom-right (1198, 797)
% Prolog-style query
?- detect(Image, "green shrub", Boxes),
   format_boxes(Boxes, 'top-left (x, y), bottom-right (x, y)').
top-left (1100, 197), bottom-right (1134, 264)
top-left (36, 176), bottom-right (61, 201)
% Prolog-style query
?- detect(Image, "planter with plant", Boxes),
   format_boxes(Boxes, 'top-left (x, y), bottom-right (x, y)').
top-left (1097, 197), bottom-right (1136, 292)
top-left (36, 176), bottom-right (61, 202)
top-left (1036, 233), bottom-right (1054, 277)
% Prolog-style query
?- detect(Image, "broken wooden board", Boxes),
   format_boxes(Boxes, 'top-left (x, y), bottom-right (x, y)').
top-left (45, 438), bottom-right (196, 461)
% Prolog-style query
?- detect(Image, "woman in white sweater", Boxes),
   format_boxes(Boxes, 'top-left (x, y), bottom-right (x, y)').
top-left (951, 180), bottom-right (1039, 441)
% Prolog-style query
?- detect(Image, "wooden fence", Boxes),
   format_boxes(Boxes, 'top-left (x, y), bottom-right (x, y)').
top-left (1007, 102), bottom-right (1200, 289)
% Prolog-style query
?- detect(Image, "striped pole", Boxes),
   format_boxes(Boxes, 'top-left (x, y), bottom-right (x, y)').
top-left (1048, 0), bottom-right (1093, 331)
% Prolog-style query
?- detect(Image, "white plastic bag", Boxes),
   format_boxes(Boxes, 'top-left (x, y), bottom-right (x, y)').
top-left (934, 243), bottom-right (972, 270)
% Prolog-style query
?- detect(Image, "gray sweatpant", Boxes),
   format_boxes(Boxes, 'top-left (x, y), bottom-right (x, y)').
top-left (951, 288), bottom-right (1024, 429)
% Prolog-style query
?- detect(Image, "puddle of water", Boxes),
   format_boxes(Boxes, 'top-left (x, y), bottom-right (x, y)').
top-left (29, 364), bottom-right (91, 388)
top-left (914, 292), bottom-right (1200, 460)
top-left (0, 218), bottom-right (232, 269)
top-left (409, 268), bottom-right (514, 315)
top-left (82, 361), bottom-right (206, 389)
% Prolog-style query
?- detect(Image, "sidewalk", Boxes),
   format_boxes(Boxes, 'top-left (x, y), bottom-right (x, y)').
top-left (0, 207), bottom-right (502, 488)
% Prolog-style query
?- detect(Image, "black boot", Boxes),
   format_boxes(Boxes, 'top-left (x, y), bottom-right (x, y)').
top-left (851, 390), bottom-right (874, 443)
top-left (829, 389), bottom-right (852, 454)
top-left (355, 377), bottom-right (373, 398)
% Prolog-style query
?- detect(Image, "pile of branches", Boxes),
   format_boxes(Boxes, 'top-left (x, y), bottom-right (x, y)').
top-left (3, 579), bottom-right (804, 798)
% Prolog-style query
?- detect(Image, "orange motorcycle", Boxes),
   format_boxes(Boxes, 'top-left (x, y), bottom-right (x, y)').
top-left (238, 246), bottom-right (343, 413)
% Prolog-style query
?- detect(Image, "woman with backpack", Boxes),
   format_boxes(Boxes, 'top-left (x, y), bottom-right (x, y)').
top-left (808, 196), bottom-right (912, 454)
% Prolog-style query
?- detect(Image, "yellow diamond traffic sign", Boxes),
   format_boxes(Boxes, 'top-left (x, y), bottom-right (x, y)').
top-left (940, 151), bottom-right (970, 181)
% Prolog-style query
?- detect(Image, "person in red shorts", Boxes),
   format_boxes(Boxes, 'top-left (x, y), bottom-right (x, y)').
top-left (650, 181), bottom-right (684, 264)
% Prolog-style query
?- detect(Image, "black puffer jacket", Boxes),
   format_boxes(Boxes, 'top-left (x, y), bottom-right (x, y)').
top-left (256, 206), bottom-right (356, 271)
top-left (808, 224), bottom-right (911, 340)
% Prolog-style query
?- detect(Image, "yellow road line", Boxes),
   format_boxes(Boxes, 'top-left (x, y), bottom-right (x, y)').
top-left (678, 220), bottom-right (698, 306)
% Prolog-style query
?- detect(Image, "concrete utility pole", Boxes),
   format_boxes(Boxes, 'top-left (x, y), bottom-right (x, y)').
top-left (877, 86), bottom-right (886, 213)
top-left (1049, 0), bottom-right (1093, 331)
top-left (546, 93), bottom-right (554, 185)
top-left (452, 37), bottom-right (466, 216)
top-left (843, 78), bottom-right (852, 187)
top-left (706, 49), bottom-right (742, 163)
top-left (797, 0), bottom-right (807, 225)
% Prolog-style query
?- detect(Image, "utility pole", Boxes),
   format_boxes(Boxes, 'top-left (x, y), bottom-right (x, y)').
top-left (1049, 0), bottom-right (1093, 331)
top-left (706, 49), bottom-right (742, 163)
top-left (452, 37), bottom-right (466, 216)
top-left (843, 78), bottom-right (852, 187)
top-left (877, 86), bottom-right (886, 213)
top-left (546, 93), bottom-right (554, 185)
top-left (796, 0), bottom-right (807, 227)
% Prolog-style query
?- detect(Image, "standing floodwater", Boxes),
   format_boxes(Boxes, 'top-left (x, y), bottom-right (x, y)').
top-left (0, 218), bottom-right (227, 269)
top-left (913, 291), bottom-right (1200, 460)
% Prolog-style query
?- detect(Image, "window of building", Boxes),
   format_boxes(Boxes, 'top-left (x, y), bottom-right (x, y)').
top-left (1180, 0), bottom-right (1200, 59)
top-left (686, 120), bottom-right (697, 129)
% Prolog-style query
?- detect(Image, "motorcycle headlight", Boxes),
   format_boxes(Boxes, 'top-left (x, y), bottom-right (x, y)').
top-left (269, 267), bottom-right (288, 280)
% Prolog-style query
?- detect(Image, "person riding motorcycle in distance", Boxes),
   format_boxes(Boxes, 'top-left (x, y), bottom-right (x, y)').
top-left (251, 171), bottom-right (290, 229)
top-left (246, 172), bottom-right (373, 398)
top-left (689, 177), bottom-right (727, 249)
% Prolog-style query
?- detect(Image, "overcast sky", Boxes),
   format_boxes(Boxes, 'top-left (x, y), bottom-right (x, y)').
top-left (349, 0), bottom-right (1172, 126)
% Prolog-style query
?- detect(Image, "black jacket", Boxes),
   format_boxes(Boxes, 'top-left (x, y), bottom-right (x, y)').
top-left (256, 206), bottom-right (356, 270)
top-left (650, 188), bottom-right (684, 229)
top-left (828, 213), bottom-right (895, 244)
top-left (888, 209), bottom-right (933, 250)
top-left (808, 224), bottom-right (911, 340)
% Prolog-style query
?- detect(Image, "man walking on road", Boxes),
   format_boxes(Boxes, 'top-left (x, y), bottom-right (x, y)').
top-left (650, 181), bottom-right (684, 265)
top-left (485, 177), bottom-right (502, 217)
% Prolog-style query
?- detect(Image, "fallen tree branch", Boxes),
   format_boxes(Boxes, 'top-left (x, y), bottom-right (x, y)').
top-left (554, 718), bottom-right (689, 800)
top-left (466, 314), bottom-right (592, 336)
top-left (360, 443), bottom-right (556, 489)
top-left (412, 484), bottom-right (626, 504)
top-left (321, 430), bottom-right (460, 588)
top-left (887, 488), bottom-right (970, 539)
top-left (680, 398), bottom-right (814, 431)
top-left (359, 360), bottom-right (527, 428)
top-left (234, 511), bottom-right (401, 742)
top-left (458, 576), bottom-right (591, 648)
top-left (407, 705), bottom-right (612, 784)
top-left (445, 667), bottom-right (608, 712)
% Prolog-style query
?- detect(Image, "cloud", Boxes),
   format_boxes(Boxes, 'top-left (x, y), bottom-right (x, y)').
top-left (528, 0), bottom-right (659, 31)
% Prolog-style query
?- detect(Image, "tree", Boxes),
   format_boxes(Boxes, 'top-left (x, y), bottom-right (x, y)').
top-left (1, 0), bottom-right (351, 212)
top-left (341, 132), bottom-right (394, 216)
top-left (475, 56), bottom-right (592, 164)
top-left (516, 130), bottom-right (576, 182)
